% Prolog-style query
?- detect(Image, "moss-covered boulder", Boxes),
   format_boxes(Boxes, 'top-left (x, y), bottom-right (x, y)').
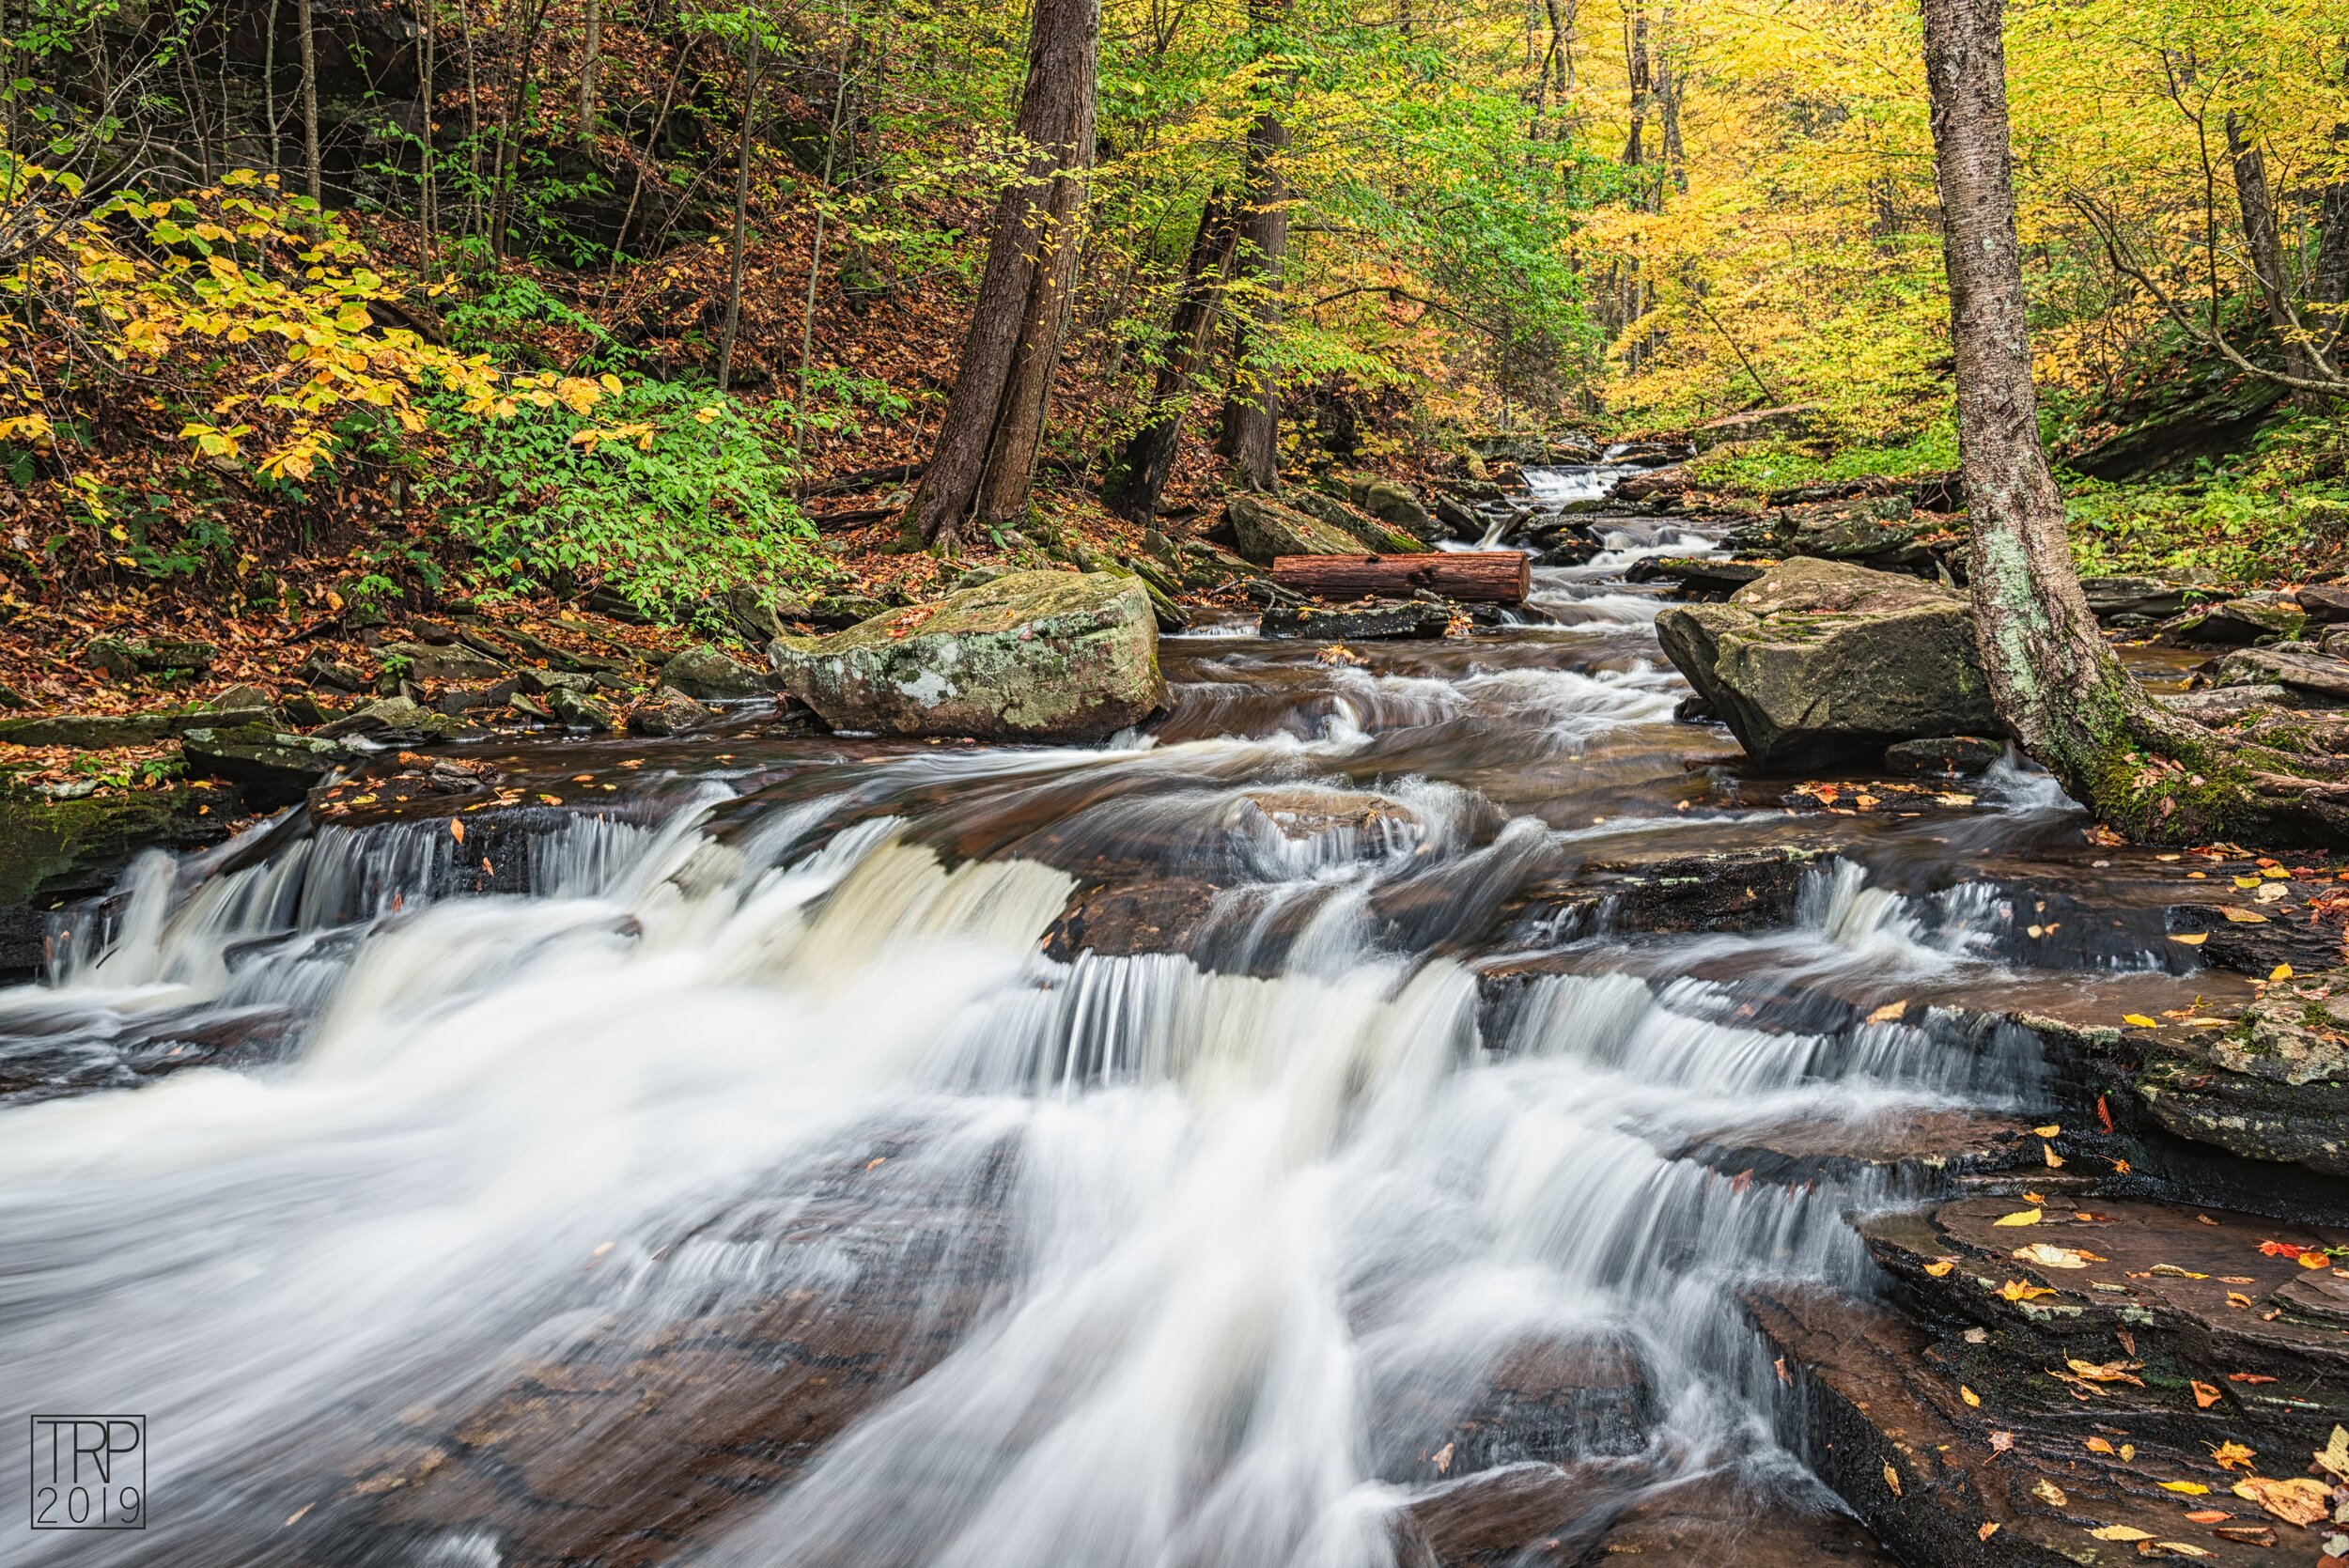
top-left (1723, 495), bottom-right (1921, 561)
top-left (658, 644), bottom-right (770, 700)
top-left (769, 571), bottom-right (1166, 741)
top-left (181, 725), bottom-right (359, 807)
top-left (1339, 474), bottom-right (1437, 542)
top-left (2133, 973), bottom-right (2349, 1175)
top-left (1655, 558), bottom-right (1999, 768)
top-left (1225, 495), bottom-right (1362, 565)
top-left (0, 784), bottom-right (239, 971)
top-left (1288, 489), bottom-right (1429, 553)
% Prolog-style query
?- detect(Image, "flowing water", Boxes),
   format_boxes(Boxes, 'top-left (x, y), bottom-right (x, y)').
top-left (0, 476), bottom-right (2206, 1566)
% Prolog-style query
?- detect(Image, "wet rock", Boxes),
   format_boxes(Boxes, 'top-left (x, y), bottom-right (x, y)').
top-left (1431, 496), bottom-right (1482, 538)
top-left (626, 687), bottom-right (721, 737)
top-left (770, 571), bottom-right (1166, 742)
top-left (1499, 846), bottom-right (1826, 939)
top-left (2081, 575), bottom-right (2190, 622)
top-left (661, 643), bottom-right (770, 701)
top-left (2297, 582), bottom-right (2349, 624)
top-left (806, 593), bottom-right (893, 629)
top-left (546, 687), bottom-right (618, 732)
top-left (1672, 1108), bottom-right (2036, 1189)
top-left (1233, 787), bottom-right (1422, 845)
top-left (2156, 597), bottom-right (2304, 647)
top-left (2166, 899), bottom-right (2345, 977)
top-left (1383, 1334), bottom-right (1653, 1483)
top-left (1638, 556), bottom-right (1768, 599)
top-left (181, 724), bottom-right (359, 808)
top-left (85, 634), bottom-right (216, 677)
top-left (0, 705), bottom-right (268, 748)
top-left (1259, 602), bottom-right (1449, 640)
top-left (721, 583), bottom-right (790, 642)
top-left (1044, 877), bottom-right (1221, 960)
top-left (1689, 404), bottom-right (1824, 451)
top-left (1882, 736), bottom-right (2005, 775)
top-left (1394, 1459), bottom-right (1651, 1568)
top-left (1225, 494), bottom-right (1365, 564)
top-left (1725, 495), bottom-right (1923, 563)
top-left (1338, 474), bottom-right (1438, 542)
top-left (1291, 488), bottom-right (1429, 553)
top-left (316, 697), bottom-right (469, 744)
top-left (1612, 466), bottom-right (1688, 504)
top-left (1655, 560), bottom-right (1998, 768)
top-left (301, 650), bottom-right (372, 692)
top-left (378, 639), bottom-right (508, 684)
top-left (2132, 971), bottom-right (2349, 1174)
top-left (1581, 1474), bottom-right (1893, 1568)
top-left (0, 784), bottom-right (241, 971)
top-left (2212, 644), bottom-right (2349, 703)
top-left (2161, 684), bottom-right (2294, 722)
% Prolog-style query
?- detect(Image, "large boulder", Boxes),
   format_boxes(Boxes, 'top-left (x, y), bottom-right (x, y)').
top-left (2133, 973), bottom-right (2349, 1176)
top-left (769, 571), bottom-right (1166, 741)
top-left (660, 644), bottom-right (770, 700)
top-left (1688, 405), bottom-right (1823, 452)
top-left (1225, 495), bottom-right (1363, 565)
top-left (1339, 475), bottom-right (1437, 543)
top-left (181, 725), bottom-right (359, 808)
top-left (1723, 495), bottom-right (1922, 562)
top-left (1289, 489), bottom-right (1428, 553)
top-left (1655, 558), bottom-right (1999, 768)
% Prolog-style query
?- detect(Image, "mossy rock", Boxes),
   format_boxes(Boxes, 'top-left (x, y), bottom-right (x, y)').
top-left (1287, 489), bottom-right (1429, 554)
top-left (770, 570), bottom-right (1166, 741)
top-left (1225, 495), bottom-right (1362, 565)
top-left (2134, 973), bottom-right (2349, 1175)
top-left (0, 784), bottom-right (239, 972)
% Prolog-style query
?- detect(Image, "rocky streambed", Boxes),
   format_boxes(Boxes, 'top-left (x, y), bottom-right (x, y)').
top-left (3, 463), bottom-right (2348, 1568)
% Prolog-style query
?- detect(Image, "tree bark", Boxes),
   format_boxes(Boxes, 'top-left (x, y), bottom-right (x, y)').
top-left (297, 0), bottom-right (321, 201)
top-left (1102, 189), bottom-right (1237, 521)
top-left (1221, 108), bottom-right (1289, 491)
top-left (2224, 112), bottom-right (2323, 389)
top-left (716, 56), bottom-right (761, 392)
top-left (578, 0), bottom-right (599, 139)
top-left (1272, 552), bottom-right (1530, 603)
top-left (1920, 0), bottom-right (2348, 843)
top-left (903, 0), bottom-right (1100, 549)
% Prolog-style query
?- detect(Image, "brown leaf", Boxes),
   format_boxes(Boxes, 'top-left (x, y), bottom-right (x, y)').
top-left (2033, 1479), bottom-right (2070, 1507)
top-left (2232, 1476), bottom-right (2331, 1527)
top-left (2192, 1381), bottom-right (2223, 1408)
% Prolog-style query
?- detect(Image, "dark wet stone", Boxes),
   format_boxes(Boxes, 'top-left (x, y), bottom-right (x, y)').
top-left (316, 697), bottom-right (471, 744)
top-left (546, 688), bottom-right (619, 732)
top-left (0, 706), bottom-right (267, 748)
top-left (2132, 971), bottom-right (2349, 1174)
top-left (1634, 556), bottom-right (1767, 598)
top-left (182, 725), bottom-right (359, 808)
top-left (2081, 575), bottom-right (2190, 622)
top-left (1583, 1474), bottom-right (1893, 1568)
top-left (0, 784), bottom-right (240, 971)
top-left (1043, 877), bottom-right (1220, 960)
top-left (378, 640), bottom-right (508, 684)
top-left (1671, 1108), bottom-right (2036, 1188)
top-left (2155, 597), bottom-right (2303, 647)
top-left (1499, 846), bottom-right (1826, 941)
top-left (2164, 901), bottom-right (2343, 976)
top-left (301, 651), bottom-right (372, 692)
top-left (626, 687), bottom-right (721, 737)
top-left (86, 634), bottom-right (216, 677)
top-left (2297, 582), bottom-right (2349, 624)
top-left (1259, 602), bottom-right (1449, 640)
top-left (1881, 736), bottom-right (2005, 775)
top-left (661, 643), bottom-right (770, 700)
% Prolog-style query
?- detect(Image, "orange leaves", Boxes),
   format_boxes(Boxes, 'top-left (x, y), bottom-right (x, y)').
top-left (1999, 1280), bottom-right (2058, 1301)
top-left (2190, 1382), bottom-right (2222, 1409)
top-left (2230, 1477), bottom-right (2330, 1527)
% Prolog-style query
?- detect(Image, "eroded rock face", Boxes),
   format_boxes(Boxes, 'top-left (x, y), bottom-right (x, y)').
top-left (1291, 489), bottom-right (1429, 553)
top-left (661, 644), bottom-right (770, 700)
top-left (1226, 494), bottom-right (1364, 564)
top-left (769, 571), bottom-right (1167, 741)
top-left (2134, 971), bottom-right (2349, 1174)
top-left (181, 725), bottom-right (359, 807)
top-left (1655, 560), bottom-right (1997, 768)
top-left (1724, 495), bottom-right (1923, 563)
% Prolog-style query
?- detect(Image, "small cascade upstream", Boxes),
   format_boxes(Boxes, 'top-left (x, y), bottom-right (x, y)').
top-left (0, 458), bottom-right (2154, 1568)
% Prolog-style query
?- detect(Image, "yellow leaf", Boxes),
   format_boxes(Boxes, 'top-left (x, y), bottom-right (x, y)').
top-left (2044, 1143), bottom-right (2064, 1169)
top-left (2089, 1526), bottom-right (2153, 1542)
top-left (1883, 1462), bottom-right (1901, 1498)
top-left (1993, 1208), bottom-right (2043, 1226)
top-left (2219, 907), bottom-right (2268, 924)
top-left (2015, 1243), bottom-right (2094, 1268)
top-left (2122, 1014), bottom-right (2159, 1028)
top-left (2302, 1250), bottom-right (2332, 1269)
top-left (2033, 1479), bottom-right (2069, 1507)
top-left (2157, 1481), bottom-right (2209, 1495)
top-left (1961, 1385), bottom-right (1981, 1406)
top-left (1865, 1000), bottom-right (1908, 1024)
top-left (2269, 964), bottom-right (2293, 981)
top-left (2232, 1476), bottom-right (2330, 1527)
top-left (2314, 1425), bottom-right (2349, 1482)
top-left (2031, 1124), bottom-right (2061, 1137)
top-left (2209, 1441), bottom-right (2255, 1471)
top-left (1999, 1280), bottom-right (2057, 1301)
top-left (1923, 1260), bottom-right (1955, 1278)
top-left (2086, 1436), bottom-right (2114, 1454)
top-left (2169, 932), bottom-right (2208, 945)
top-left (1978, 1522), bottom-right (1999, 1541)
top-left (2233, 876), bottom-right (2263, 889)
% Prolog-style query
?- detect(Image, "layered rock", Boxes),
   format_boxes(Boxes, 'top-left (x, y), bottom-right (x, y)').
top-left (1225, 494), bottom-right (1364, 564)
top-left (1655, 559), bottom-right (1999, 768)
top-left (770, 571), bottom-right (1166, 741)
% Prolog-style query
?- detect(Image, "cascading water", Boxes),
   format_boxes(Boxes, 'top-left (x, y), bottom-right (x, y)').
top-left (0, 475), bottom-right (2110, 1567)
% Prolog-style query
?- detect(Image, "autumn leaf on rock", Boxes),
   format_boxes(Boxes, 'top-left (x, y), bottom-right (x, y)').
top-left (2315, 1425), bottom-right (2349, 1482)
top-left (2232, 1476), bottom-right (2331, 1527)
top-left (1961, 1385), bottom-right (1981, 1406)
top-left (1882, 1462), bottom-right (1901, 1498)
top-left (1923, 1259), bottom-right (1955, 1278)
top-left (2219, 907), bottom-right (2269, 924)
top-left (2157, 1480), bottom-right (2211, 1495)
top-left (1865, 999), bottom-right (1908, 1025)
top-left (2089, 1525), bottom-right (2154, 1542)
top-left (2015, 1243), bottom-right (2098, 1268)
top-left (1994, 1207), bottom-right (2044, 1227)
top-left (1999, 1280), bottom-right (2057, 1301)
top-left (2191, 1382), bottom-right (2222, 1408)
top-left (2207, 1441), bottom-right (2255, 1471)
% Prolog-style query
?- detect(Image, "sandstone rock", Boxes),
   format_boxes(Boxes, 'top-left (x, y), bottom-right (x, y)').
top-left (1341, 474), bottom-right (1437, 542)
top-left (1639, 556), bottom-right (1767, 598)
top-left (546, 688), bottom-right (618, 732)
top-left (316, 697), bottom-right (467, 743)
top-left (2079, 575), bottom-right (2188, 622)
top-left (1259, 602), bottom-right (1449, 640)
top-left (1225, 494), bottom-right (1364, 565)
top-left (1881, 736), bottom-right (2004, 775)
top-left (2298, 582), bottom-right (2349, 623)
top-left (806, 594), bottom-right (892, 630)
top-left (770, 570), bottom-right (1166, 741)
top-left (181, 725), bottom-right (359, 808)
top-left (379, 640), bottom-right (508, 684)
top-left (1290, 488), bottom-right (1427, 553)
top-left (2212, 644), bottom-right (2349, 702)
top-left (1725, 495), bottom-right (1921, 561)
top-left (2156, 596), bottom-right (2303, 646)
top-left (1655, 559), bottom-right (1998, 768)
top-left (626, 688), bottom-right (719, 737)
top-left (85, 635), bottom-right (216, 678)
top-left (2134, 972), bottom-right (2349, 1174)
top-left (0, 784), bottom-right (241, 971)
top-left (301, 651), bottom-right (371, 692)
top-left (660, 644), bottom-right (770, 700)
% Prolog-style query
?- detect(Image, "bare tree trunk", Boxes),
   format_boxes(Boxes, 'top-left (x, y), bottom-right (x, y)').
top-left (264, 0), bottom-right (283, 178)
top-left (298, 0), bottom-right (321, 201)
top-left (1221, 108), bottom-right (1289, 490)
top-left (578, 0), bottom-right (599, 138)
top-left (903, 0), bottom-right (1099, 549)
top-left (1920, 0), bottom-right (2342, 842)
top-left (418, 0), bottom-right (438, 268)
top-left (1103, 189), bottom-right (1237, 520)
top-left (2224, 112), bottom-right (2322, 389)
top-left (716, 55), bottom-right (761, 391)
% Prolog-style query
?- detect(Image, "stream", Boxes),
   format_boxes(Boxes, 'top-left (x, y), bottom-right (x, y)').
top-left (0, 467), bottom-right (2237, 1566)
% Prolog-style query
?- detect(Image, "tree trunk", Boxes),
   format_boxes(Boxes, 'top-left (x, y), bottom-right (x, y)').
top-left (716, 57), bottom-right (761, 392)
top-left (1221, 109), bottom-right (1289, 491)
top-left (1920, 0), bottom-right (2345, 842)
top-left (297, 0), bottom-right (321, 201)
top-left (903, 0), bottom-right (1100, 549)
top-left (2224, 112), bottom-right (2323, 389)
top-left (1272, 552), bottom-right (1529, 603)
top-left (1103, 190), bottom-right (1237, 521)
top-left (578, 0), bottom-right (599, 139)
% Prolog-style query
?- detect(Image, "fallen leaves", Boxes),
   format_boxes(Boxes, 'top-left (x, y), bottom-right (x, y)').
top-left (2232, 1476), bottom-right (2331, 1527)
top-left (2316, 1425), bottom-right (2349, 1483)
top-left (2219, 906), bottom-right (2270, 923)
top-left (2170, 931), bottom-right (2209, 945)
top-left (1999, 1280), bottom-right (2059, 1301)
top-left (1994, 1207), bottom-right (2045, 1227)
top-left (2034, 1478), bottom-right (2070, 1507)
top-left (1978, 1521), bottom-right (2000, 1541)
top-left (2192, 1382), bottom-right (2223, 1409)
top-left (1883, 1462), bottom-right (1902, 1498)
top-left (2123, 1013), bottom-right (2160, 1027)
top-left (1865, 999), bottom-right (1909, 1025)
top-left (1923, 1259), bottom-right (1956, 1278)
top-left (2065, 1358), bottom-right (2144, 1386)
top-left (2157, 1481), bottom-right (2211, 1496)
top-left (1961, 1385), bottom-right (1981, 1407)
top-left (2014, 1242), bottom-right (2100, 1268)
top-left (2090, 1525), bottom-right (2155, 1542)
top-left (2208, 1441), bottom-right (2256, 1471)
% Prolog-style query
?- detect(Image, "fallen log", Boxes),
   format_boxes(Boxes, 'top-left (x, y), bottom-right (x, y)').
top-left (1271, 551), bottom-right (1530, 604)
